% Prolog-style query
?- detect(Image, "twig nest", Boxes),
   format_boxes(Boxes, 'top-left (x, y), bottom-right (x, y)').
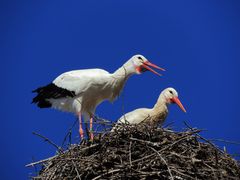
top-left (32, 124), bottom-right (240, 179)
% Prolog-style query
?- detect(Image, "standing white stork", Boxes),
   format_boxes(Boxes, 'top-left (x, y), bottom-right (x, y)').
top-left (113, 87), bottom-right (186, 128)
top-left (32, 54), bottom-right (165, 140)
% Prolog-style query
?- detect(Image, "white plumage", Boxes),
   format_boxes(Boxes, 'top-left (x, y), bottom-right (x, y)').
top-left (32, 54), bottom-right (165, 140)
top-left (51, 69), bottom-right (114, 114)
top-left (114, 87), bottom-right (186, 129)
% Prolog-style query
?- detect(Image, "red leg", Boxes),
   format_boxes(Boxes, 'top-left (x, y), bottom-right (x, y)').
top-left (90, 117), bottom-right (94, 141)
top-left (78, 112), bottom-right (84, 139)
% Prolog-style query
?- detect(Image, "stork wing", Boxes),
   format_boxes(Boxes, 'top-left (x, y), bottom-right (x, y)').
top-left (118, 108), bottom-right (151, 124)
top-left (53, 69), bottom-right (111, 95)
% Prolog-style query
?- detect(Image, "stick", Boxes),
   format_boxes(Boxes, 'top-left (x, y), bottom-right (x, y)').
top-left (171, 168), bottom-right (195, 179)
top-left (130, 137), bottom-right (161, 147)
top-left (92, 169), bottom-right (121, 180)
top-left (61, 118), bottom-right (78, 148)
top-left (209, 139), bottom-right (240, 145)
top-left (183, 121), bottom-right (224, 154)
top-left (149, 146), bottom-right (174, 180)
top-left (26, 144), bottom-right (99, 167)
top-left (129, 140), bottom-right (132, 167)
top-left (92, 115), bottom-right (111, 124)
top-left (72, 160), bottom-right (81, 179)
top-left (26, 156), bottom-right (57, 167)
top-left (32, 132), bottom-right (63, 153)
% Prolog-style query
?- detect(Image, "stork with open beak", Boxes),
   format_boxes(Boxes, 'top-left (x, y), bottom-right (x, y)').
top-left (114, 87), bottom-right (186, 128)
top-left (32, 55), bottom-right (165, 140)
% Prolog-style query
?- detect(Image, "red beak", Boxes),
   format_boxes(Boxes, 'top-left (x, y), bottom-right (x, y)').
top-left (171, 97), bottom-right (187, 113)
top-left (142, 61), bottom-right (166, 76)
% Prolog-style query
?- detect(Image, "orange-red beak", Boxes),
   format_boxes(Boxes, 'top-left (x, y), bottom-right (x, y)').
top-left (171, 97), bottom-right (187, 113)
top-left (142, 61), bottom-right (165, 76)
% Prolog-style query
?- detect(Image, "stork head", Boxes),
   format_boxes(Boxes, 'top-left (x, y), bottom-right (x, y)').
top-left (130, 54), bottom-right (165, 76)
top-left (161, 87), bottom-right (186, 113)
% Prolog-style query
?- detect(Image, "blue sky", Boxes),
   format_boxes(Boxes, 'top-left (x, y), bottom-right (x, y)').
top-left (1, 0), bottom-right (240, 179)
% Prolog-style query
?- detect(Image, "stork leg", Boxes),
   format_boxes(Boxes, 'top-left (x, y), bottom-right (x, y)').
top-left (85, 122), bottom-right (90, 140)
top-left (78, 112), bottom-right (84, 139)
top-left (90, 117), bottom-right (94, 141)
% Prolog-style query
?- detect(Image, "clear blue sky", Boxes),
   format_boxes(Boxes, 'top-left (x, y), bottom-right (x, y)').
top-left (1, 0), bottom-right (240, 179)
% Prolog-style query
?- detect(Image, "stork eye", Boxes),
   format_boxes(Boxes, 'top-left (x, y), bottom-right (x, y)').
top-left (169, 90), bottom-right (173, 94)
top-left (138, 56), bottom-right (143, 60)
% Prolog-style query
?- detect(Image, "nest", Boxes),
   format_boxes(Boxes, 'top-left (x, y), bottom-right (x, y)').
top-left (28, 123), bottom-right (240, 180)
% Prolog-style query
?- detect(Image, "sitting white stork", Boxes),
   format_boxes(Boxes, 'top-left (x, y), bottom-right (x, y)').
top-left (113, 87), bottom-right (186, 128)
top-left (32, 54), bottom-right (165, 140)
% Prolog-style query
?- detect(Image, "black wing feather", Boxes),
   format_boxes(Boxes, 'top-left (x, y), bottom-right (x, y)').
top-left (32, 83), bottom-right (76, 108)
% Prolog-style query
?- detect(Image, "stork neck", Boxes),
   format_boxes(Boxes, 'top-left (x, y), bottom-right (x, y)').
top-left (112, 63), bottom-right (136, 80)
top-left (108, 63), bottom-right (136, 101)
top-left (152, 96), bottom-right (168, 115)
top-left (111, 64), bottom-right (134, 91)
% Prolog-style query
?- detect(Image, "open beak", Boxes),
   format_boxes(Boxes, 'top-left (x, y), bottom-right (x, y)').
top-left (171, 97), bottom-right (187, 113)
top-left (142, 61), bottom-right (166, 76)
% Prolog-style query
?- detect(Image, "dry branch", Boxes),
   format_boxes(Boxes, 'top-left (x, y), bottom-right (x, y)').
top-left (28, 123), bottom-right (240, 180)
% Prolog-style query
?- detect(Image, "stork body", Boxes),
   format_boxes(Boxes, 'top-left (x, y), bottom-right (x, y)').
top-left (115, 87), bottom-right (186, 127)
top-left (46, 68), bottom-right (127, 115)
top-left (32, 55), bottom-right (165, 140)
